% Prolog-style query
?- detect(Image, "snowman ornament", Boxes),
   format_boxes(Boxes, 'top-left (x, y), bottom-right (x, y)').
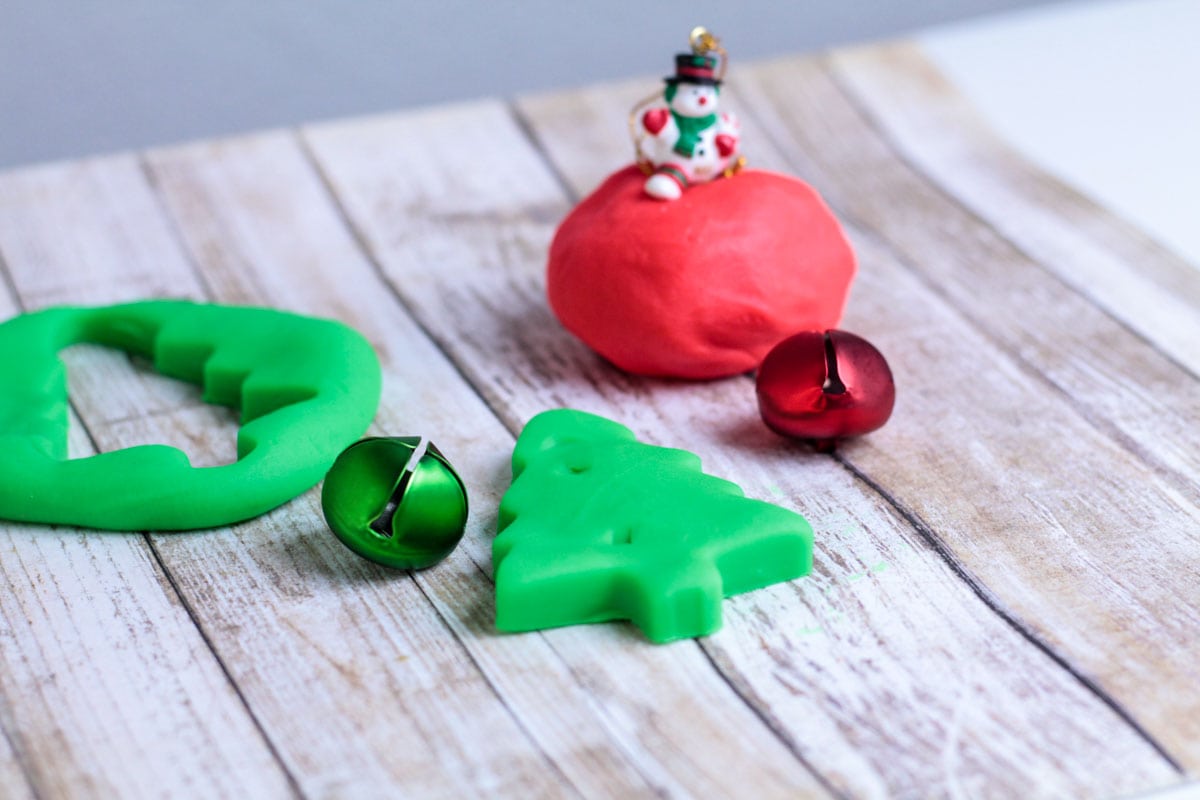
top-left (633, 28), bottom-right (742, 201)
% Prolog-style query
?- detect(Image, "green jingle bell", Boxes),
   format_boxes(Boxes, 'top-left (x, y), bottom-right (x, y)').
top-left (321, 437), bottom-right (469, 570)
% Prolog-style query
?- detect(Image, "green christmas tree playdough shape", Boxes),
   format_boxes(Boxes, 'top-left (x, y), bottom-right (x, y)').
top-left (494, 409), bottom-right (813, 643)
top-left (0, 300), bottom-right (381, 531)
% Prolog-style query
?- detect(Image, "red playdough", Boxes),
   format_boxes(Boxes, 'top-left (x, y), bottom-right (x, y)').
top-left (547, 166), bottom-right (856, 379)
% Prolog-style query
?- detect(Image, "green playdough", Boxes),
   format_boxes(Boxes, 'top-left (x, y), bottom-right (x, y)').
top-left (0, 300), bottom-right (381, 531)
top-left (494, 409), bottom-right (813, 643)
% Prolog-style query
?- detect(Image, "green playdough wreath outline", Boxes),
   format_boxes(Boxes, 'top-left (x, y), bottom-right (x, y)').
top-left (0, 300), bottom-right (381, 531)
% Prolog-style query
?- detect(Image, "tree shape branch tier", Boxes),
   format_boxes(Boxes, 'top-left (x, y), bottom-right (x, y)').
top-left (494, 409), bottom-right (813, 643)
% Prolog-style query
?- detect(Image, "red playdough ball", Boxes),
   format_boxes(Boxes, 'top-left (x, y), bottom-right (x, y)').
top-left (547, 166), bottom-right (856, 379)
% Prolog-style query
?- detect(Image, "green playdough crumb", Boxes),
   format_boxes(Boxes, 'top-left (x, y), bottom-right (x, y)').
top-left (494, 409), bottom-right (813, 643)
top-left (0, 300), bottom-right (381, 531)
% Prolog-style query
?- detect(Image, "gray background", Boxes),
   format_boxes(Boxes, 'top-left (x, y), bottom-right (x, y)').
top-left (0, 0), bottom-right (1067, 169)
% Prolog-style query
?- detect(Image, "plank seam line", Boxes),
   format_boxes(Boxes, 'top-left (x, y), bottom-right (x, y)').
top-left (1, 261), bottom-right (303, 797)
top-left (0, 245), bottom-right (28, 320)
top-left (738, 67), bottom-right (1200, 510)
top-left (405, 572), bottom-right (583, 798)
top-left (506, 102), bottom-right (581, 204)
top-left (0, 249), bottom-right (84, 800)
top-left (469, 517), bottom-right (691, 794)
top-left (695, 642), bottom-right (849, 800)
top-left (291, 128), bottom-right (616, 792)
top-left (4, 195), bottom-right (296, 794)
top-left (291, 131), bottom-right (534, 436)
top-left (137, 157), bottom-right (221, 300)
top-left (476, 532), bottom-right (705, 796)
top-left (507, 100), bottom-right (843, 797)
top-left (815, 57), bottom-right (1200, 504)
top-left (11, 148), bottom-right (696, 796)
top-left (133, 153), bottom-right (314, 799)
top-left (868, 213), bottom-right (1199, 511)
top-left (818, 56), bottom-right (1200, 385)
top-left (0, 251), bottom-right (73, 799)
top-left (735, 75), bottom-right (1186, 771)
top-left (4, 557), bottom-right (62, 800)
top-left (826, 49), bottom-right (1200, 294)
top-left (829, 450), bottom-right (1185, 773)
top-left (0, 717), bottom-right (39, 800)
top-left (140, 540), bottom-right (305, 799)
top-left (298, 119), bottom-right (828, 796)
top-left (100, 398), bottom-right (223, 428)
top-left (446, 507), bottom-right (699, 796)
top-left (512, 79), bottom-right (1187, 778)
top-left (292, 124), bottom-right (528, 436)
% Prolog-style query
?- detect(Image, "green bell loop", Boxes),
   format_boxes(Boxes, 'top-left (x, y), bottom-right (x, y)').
top-left (321, 437), bottom-right (469, 570)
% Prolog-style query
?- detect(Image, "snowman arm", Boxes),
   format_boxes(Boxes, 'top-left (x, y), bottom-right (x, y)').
top-left (639, 124), bottom-right (681, 167)
top-left (639, 107), bottom-right (678, 140)
top-left (715, 133), bottom-right (738, 158)
top-left (640, 107), bottom-right (666, 136)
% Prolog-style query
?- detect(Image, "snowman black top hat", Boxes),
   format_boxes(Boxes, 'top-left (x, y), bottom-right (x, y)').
top-left (665, 53), bottom-right (721, 86)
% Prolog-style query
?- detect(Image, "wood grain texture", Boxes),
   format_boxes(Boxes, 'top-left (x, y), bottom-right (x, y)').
top-left (8, 150), bottom-right (576, 798)
top-left (0, 162), bottom-right (293, 798)
top-left (1143, 780), bottom-right (1200, 800)
top-left (722, 54), bottom-right (1200, 767)
top-left (0, 722), bottom-right (33, 800)
top-left (735, 56), bottom-right (1200, 511)
top-left (307, 98), bottom-right (1180, 797)
top-left (0, 43), bottom-right (1196, 799)
top-left (0, 281), bottom-right (41, 800)
top-left (142, 130), bottom-right (829, 800)
top-left (829, 43), bottom-right (1200, 373)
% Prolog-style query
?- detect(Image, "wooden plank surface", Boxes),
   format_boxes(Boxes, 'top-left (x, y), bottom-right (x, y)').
top-left (722, 54), bottom-right (1200, 769)
top-left (305, 99), bottom-right (1177, 797)
top-left (512, 57), bottom-right (1200, 772)
top-left (0, 42), bottom-right (1196, 799)
top-left (0, 161), bottom-right (294, 798)
top-left (143, 129), bottom-right (825, 799)
top-left (735, 55), bottom-right (1200, 510)
top-left (829, 43), bottom-right (1200, 374)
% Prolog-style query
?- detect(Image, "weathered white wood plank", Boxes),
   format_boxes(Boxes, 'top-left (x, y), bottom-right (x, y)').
top-left (0, 730), bottom-right (33, 800)
top-left (307, 98), bottom-right (1181, 797)
top-left (144, 129), bottom-right (831, 799)
top-left (1, 153), bottom-right (581, 797)
top-left (0, 280), bottom-right (43, 800)
top-left (521, 62), bottom-right (1200, 772)
top-left (735, 56), bottom-right (1200, 512)
top-left (0, 524), bottom-right (294, 800)
top-left (0, 157), bottom-right (213, 423)
top-left (1141, 780), bottom-right (1200, 800)
top-left (715, 57), bottom-right (1200, 766)
top-left (0, 164), bottom-right (293, 798)
top-left (829, 43), bottom-right (1200, 372)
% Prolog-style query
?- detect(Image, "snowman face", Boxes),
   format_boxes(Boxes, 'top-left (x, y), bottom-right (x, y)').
top-left (670, 83), bottom-right (719, 117)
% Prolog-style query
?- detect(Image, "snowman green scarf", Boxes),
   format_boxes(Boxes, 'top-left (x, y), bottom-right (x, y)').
top-left (671, 111), bottom-right (718, 158)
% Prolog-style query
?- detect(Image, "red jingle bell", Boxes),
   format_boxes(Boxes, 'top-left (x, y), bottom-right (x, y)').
top-left (756, 330), bottom-right (895, 450)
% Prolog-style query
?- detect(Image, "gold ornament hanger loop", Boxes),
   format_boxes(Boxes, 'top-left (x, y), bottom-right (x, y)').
top-left (689, 26), bottom-right (728, 81)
